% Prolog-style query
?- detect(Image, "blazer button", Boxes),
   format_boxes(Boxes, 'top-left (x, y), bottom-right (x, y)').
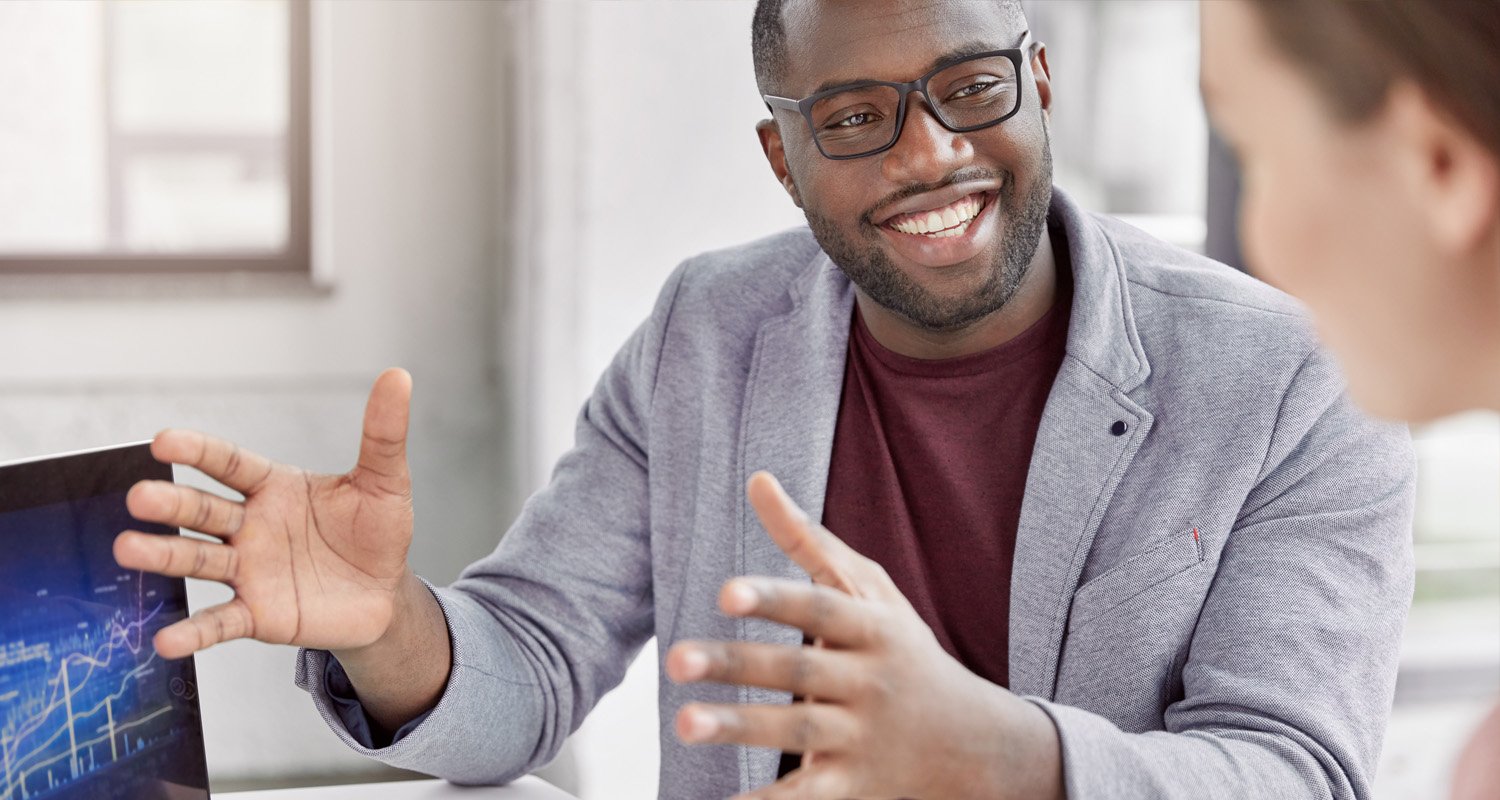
top-left (1111, 420), bottom-right (1129, 436)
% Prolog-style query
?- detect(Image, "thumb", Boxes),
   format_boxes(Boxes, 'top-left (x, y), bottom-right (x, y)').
top-left (355, 367), bottom-right (412, 494)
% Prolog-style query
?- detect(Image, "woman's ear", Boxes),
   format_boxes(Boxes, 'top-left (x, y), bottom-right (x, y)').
top-left (757, 118), bottom-right (803, 208)
top-left (1387, 81), bottom-right (1500, 257)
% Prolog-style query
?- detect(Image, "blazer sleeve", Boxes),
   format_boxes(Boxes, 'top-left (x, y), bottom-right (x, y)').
top-left (295, 262), bottom-right (691, 784)
top-left (1028, 346), bottom-right (1416, 800)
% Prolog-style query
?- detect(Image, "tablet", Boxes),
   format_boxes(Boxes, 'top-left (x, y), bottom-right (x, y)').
top-left (0, 443), bottom-right (210, 800)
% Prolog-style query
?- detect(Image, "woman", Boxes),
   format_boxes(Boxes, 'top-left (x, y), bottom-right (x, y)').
top-left (1198, 2), bottom-right (1499, 798)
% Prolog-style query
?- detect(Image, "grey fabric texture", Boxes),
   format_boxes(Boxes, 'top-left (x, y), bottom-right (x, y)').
top-left (295, 187), bottom-right (1415, 799)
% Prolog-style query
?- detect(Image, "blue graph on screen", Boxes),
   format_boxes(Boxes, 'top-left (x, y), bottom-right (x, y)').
top-left (0, 493), bottom-right (207, 800)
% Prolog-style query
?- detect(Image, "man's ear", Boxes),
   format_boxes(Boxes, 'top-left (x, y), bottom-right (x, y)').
top-left (1031, 43), bottom-right (1053, 121)
top-left (757, 117), bottom-right (803, 208)
top-left (1387, 81), bottom-right (1500, 256)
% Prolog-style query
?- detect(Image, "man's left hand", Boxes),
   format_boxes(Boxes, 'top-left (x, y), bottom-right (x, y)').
top-left (665, 472), bottom-right (1063, 800)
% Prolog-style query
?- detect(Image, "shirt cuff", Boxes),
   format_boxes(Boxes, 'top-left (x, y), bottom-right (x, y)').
top-left (321, 652), bottom-right (433, 749)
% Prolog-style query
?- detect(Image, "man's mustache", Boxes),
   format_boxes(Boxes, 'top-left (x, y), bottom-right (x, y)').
top-left (861, 167), bottom-right (1010, 228)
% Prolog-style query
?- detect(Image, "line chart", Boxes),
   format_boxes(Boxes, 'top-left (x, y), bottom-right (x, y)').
top-left (0, 491), bottom-right (208, 800)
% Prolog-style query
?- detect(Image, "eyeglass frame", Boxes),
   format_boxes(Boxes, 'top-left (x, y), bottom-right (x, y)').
top-left (762, 30), bottom-right (1035, 161)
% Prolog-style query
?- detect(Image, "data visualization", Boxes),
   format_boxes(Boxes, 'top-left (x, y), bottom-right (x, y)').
top-left (0, 447), bottom-right (208, 800)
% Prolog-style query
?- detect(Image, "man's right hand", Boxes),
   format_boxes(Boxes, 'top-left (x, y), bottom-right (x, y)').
top-left (114, 368), bottom-right (419, 659)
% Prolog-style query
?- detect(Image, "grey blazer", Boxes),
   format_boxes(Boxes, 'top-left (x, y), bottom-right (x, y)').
top-left (298, 188), bottom-right (1415, 799)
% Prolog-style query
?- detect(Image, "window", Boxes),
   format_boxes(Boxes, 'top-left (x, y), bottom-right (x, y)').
top-left (0, 0), bottom-right (310, 273)
top-left (1022, 0), bottom-right (1207, 252)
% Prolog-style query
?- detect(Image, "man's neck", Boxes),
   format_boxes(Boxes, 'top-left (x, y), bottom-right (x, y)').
top-left (856, 225), bottom-right (1061, 360)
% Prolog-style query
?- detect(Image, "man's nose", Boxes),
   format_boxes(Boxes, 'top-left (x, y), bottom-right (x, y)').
top-left (880, 95), bottom-right (973, 184)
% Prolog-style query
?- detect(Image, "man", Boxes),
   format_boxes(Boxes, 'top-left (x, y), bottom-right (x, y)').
top-left (114, 1), bottom-right (1415, 797)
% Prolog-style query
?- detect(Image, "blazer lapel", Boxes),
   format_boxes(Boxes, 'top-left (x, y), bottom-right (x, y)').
top-left (736, 254), bottom-right (854, 790)
top-left (1009, 189), bottom-right (1155, 699)
top-left (1007, 360), bottom-right (1152, 697)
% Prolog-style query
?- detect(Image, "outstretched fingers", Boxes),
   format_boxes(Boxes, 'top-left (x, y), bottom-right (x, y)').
top-left (152, 430), bottom-right (275, 495)
top-left (152, 597), bottom-right (257, 659)
top-left (114, 531), bottom-right (241, 584)
top-left (718, 579), bottom-right (877, 650)
top-left (126, 481), bottom-right (245, 537)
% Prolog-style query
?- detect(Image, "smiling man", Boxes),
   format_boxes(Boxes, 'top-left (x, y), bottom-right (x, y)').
top-left (113, 1), bottom-right (1417, 798)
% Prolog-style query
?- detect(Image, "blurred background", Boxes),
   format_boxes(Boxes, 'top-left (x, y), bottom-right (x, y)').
top-left (0, 1), bottom-right (1494, 798)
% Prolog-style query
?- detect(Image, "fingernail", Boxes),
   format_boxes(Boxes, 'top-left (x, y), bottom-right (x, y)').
top-left (725, 581), bottom-right (757, 614)
top-left (678, 648), bottom-right (709, 680)
top-left (685, 707), bottom-right (721, 741)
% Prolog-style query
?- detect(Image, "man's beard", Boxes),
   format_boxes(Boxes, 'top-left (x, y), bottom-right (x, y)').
top-left (805, 143), bottom-right (1054, 333)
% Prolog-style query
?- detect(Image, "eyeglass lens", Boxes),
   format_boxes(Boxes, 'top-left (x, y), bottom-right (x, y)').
top-left (808, 54), bottom-right (1020, 158)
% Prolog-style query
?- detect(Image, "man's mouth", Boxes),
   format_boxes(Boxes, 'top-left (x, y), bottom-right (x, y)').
top-left (880, 192), bottom-right (991, 239)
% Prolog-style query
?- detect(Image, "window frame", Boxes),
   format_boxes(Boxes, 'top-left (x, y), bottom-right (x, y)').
top-left (0, 0), bottom-right (311, 275)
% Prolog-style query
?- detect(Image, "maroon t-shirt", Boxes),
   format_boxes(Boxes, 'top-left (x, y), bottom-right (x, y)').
top-left (779, 255), bottom-right (1071, 776)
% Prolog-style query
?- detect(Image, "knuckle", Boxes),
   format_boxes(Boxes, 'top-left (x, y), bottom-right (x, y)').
top-left (752, 582), bottom-right (780, 615)
top-left (248, 461), bottom-right (275, 493)
top-left (210, 501), bottom-right (231, 532)
top-left (224, 445), bottom-right (243, 480)
top-left (718, 643), bottom-right (745, 682)
top-left (791, 710), bottom-right (819, 752)
top-left (193, 615), bottom-right (213, 649)
top-left (363, 432), bottom-right (403, 458)
top-left (156, 541), bottom-right (178, 574)
top-left (192, 494), bottom-right (214, 531)
top-left (808, 589), bottom-right (835, 629)
top-left (232, 603), bottom-right (254, 640)
top-left (787, 649), bottom-right (816, 697)
top-left (167, 485), bottom-right (185, 523)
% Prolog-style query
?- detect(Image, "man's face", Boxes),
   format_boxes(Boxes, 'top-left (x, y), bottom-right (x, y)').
top-left (759, 0), bottom-right (1055, 332)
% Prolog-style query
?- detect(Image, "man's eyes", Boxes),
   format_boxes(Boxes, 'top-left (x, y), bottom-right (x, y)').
top-left (945, 79), bottom-right (1010, 102)
top-left (833, 112), bottom-right (880, 128)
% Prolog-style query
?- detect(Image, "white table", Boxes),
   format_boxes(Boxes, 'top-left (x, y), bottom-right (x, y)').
top-left (222, 777), bottom-right (578, 799)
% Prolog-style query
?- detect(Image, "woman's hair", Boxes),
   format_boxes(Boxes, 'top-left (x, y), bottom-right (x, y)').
top-left (1245, 0), bottom-right (1500, 158)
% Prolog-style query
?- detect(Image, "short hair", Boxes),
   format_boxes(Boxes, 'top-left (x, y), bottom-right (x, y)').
top-left (752, 0), bottom-right (1028, 96)
top-left (751, 0), bottom-right (789, 96)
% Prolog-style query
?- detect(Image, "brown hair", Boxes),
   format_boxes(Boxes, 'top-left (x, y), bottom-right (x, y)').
top-left (1246, 0), bottom-right (1500, 158)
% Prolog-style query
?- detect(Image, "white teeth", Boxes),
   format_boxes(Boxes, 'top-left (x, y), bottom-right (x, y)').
top-left (888, 193), bottom-right (985, 237)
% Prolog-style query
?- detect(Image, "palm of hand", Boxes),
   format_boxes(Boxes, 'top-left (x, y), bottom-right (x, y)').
top-left (229, 467), bottom-right (413, 651)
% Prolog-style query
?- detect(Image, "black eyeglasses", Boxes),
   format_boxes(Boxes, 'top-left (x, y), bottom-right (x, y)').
top-left (763, 31), bottom-right (1034, 160)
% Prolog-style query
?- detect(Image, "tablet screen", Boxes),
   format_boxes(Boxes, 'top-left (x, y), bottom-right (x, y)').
top-left (0, 444), bottom-right (209, 800)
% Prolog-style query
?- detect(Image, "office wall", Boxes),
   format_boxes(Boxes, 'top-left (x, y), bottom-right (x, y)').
top-left (0, 0), bottom-right (520, 789)
top-left (506, 2), bottom-right (803, 796)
